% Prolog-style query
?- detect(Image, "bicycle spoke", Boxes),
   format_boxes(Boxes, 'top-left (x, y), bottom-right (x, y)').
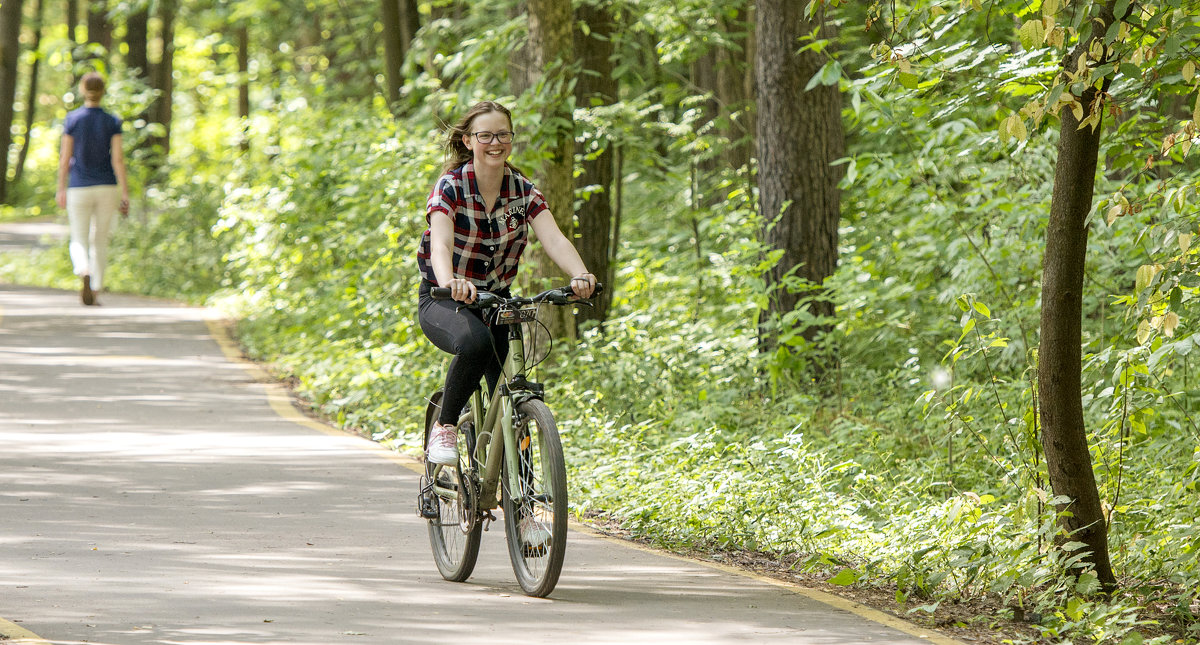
top-left (502, 399), bottom-right (567, 597)
top-left (422, 389), bottom-right (481, 582)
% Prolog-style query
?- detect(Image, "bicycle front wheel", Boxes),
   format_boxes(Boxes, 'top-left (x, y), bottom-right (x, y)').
top-left (423, 389), bottom-right (482, 582)
top-left (500, 399), bottom-right (567, 597)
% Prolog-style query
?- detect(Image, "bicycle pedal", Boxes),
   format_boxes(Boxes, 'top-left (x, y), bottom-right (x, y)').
top-left (416, 477), bottom-right (439, 519)
top-left (417, 497), bottom-right (439, 519)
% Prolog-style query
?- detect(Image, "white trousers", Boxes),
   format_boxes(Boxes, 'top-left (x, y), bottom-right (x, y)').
top-left (66, 185), bottom-right (121, 292)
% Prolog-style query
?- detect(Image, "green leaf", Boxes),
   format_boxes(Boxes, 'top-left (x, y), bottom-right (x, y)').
top-left (805, 61), bottom-right (843, 91)
top-left (972, 301), bottom-right (991, 318)
top-left (1075, 571), bottom-right (1101, 594)
top-left (898, 72), bottom-right (919, 90)
top-left (1018, 20), bottom-right (1045, 50)
top-left (959, 317), bottom-right (977, 342)
top-left (1119, 63), bottom-right (1142, 80)
top-left (1120, 632), bottom-right (1145, 645)
top-left (827, 568), bottom-right (859, 586)
top-left (1137, 319), bottom-right (1152, 345)
top-left (1114, 0), bottom-right (1131, 20)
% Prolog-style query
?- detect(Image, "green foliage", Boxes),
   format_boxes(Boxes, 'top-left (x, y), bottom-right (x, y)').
top-left (6, 0), bottom-right (1200, 642)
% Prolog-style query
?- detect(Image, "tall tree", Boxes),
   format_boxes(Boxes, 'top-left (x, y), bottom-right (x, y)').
top-left (0, 0), bottom-right (25, 203)
top-left (67, 0), bottom-right (80, 44)
top-left (715, 7), bottom-right (752, 171)
top-left (522, 0), bottom-right (576, 338)
top-left (755, 0), bottom-right (845, 354)
top-left (574, 0), bottom-right (617, 325)
top-left (380, 0), bottom-right (419, 114)
top-left (380, 0), bottom-right (403, 111)
top-left (1037, 0), bottom-right (1124, 590)
top-left (86, 0), bottom-right (111, 60)
top-left (398, 0), bottom-right (419, 51)
top-left (147, 0), bottom-right (178, 173)
top-left (125, 1), bottom-right (149, 78)
top-left (15, 0), bottom-right (46, 184)
top-left (236, 22), bottom-right (249, 152)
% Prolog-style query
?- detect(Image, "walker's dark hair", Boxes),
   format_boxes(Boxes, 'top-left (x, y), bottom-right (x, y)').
top-left (80, 71), bottom-right (106, 102)
top-left (442, 101), bottom-right (513, 174)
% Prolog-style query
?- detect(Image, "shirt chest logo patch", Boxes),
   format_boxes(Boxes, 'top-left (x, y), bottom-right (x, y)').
top-left (502, 204), bottom-right (525, 231)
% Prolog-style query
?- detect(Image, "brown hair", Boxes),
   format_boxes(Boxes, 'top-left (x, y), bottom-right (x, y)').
top-left (442, 100), bottom-right (513, 173)
top-left (80, 71), bottom-right (106, 103)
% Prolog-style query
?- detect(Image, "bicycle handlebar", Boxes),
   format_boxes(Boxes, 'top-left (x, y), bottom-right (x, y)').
top-left (430, 283), bottom-right (604, 308)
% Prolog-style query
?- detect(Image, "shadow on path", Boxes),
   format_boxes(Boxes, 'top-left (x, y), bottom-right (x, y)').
top-left (0, 283), bottom-right (959, 645)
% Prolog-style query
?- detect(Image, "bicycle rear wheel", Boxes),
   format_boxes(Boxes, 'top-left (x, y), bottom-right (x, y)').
top-left (500, 399), bottom-right (567, 597)
top-left (423, 389), bottom-right (481, 582)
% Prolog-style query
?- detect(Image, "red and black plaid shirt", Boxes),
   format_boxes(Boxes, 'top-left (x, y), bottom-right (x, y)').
top-left (417, 162), bottom-right (548, 290)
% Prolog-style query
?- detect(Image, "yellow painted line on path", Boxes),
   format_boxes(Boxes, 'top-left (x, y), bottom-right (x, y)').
top-left (205, 318), bottom-right (969, 645)
top-left (0, 617), bottom-right (52, 644)
top-left (569, 521), bottom-right (970, 645)
top-left (203, 319), bottom-right (421, 474)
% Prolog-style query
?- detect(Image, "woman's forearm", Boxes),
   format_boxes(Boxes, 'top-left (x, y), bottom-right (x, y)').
top-left (532, 212), bottom-right (589, 277)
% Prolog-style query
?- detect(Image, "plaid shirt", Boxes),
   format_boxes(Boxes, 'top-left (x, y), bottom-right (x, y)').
top-left (417, 162), bottom-right (548, 290)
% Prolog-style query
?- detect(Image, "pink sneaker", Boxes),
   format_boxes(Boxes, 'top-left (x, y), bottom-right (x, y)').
top-left (426, 422), bottom-right (458, 465)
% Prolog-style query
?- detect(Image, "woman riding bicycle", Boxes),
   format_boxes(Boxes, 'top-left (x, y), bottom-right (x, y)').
top-left (416, 100), bottom-right (596, 467)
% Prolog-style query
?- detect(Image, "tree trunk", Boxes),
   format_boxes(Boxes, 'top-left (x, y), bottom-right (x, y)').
top-left (574, 0), bottom-right (616, 326)
top-left (716, 8), bottom-right (751, 171)
top-left (147, 0), bottom-right (177, 174)
top-left (691, 47), bottom-right (720, 180)
top-left (67, 0), bottom-right (80, 44)
top-left (15, 0), bottom-right (45, 185)
top-left (1037, 0), bottom-right (1121, 592)
top-left (399, 0), bottom-right (419, 48)
top-left (125, 3), bottom-right (148, 78)
top-left (0, 0), bottom-right (25, 204)
top-left (380, 0), bottom-right (402, 112)
top-left (85, 0), bottom-right (111, 59)
top-left (756, 0), bottom-right (844, 352)
top-left (507, 1), bottom-right (530, 96)
top-left (742, 1), bottom-right (757, 174)
top-left (237, 22), bottom-right (249, 152)
top-left (523, 0), bottom-right (576, 339)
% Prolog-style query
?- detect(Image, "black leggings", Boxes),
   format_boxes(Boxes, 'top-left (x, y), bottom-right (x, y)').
top-left (418, 283), bottom-right (510, 426)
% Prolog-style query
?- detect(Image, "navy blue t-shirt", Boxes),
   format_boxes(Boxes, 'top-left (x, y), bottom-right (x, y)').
top-left (64, 106), bottom-right (122, 187)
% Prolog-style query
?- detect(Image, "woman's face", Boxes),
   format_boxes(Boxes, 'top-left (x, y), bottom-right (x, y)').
top-left (462, 111), bottom-right (512, 171)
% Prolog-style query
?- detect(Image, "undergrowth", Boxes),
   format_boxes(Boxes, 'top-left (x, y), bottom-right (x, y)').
top-left (3, 100), bottom-right (1199, 644)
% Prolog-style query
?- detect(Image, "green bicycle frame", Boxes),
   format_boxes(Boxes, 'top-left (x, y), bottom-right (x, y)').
top-left (432, 316), bottom-right (536, 510)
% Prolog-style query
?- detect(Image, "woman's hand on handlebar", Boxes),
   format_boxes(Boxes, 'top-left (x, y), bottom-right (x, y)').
top-left (570, 273), bottom-right (597, 299)
top-left (445, 278), bottom-right (477, 304)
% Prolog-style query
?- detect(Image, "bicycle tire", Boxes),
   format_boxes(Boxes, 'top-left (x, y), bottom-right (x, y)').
top-left (423, 389), bottom-right (482, 582)
top-left (500, 399), bottom-right (567, 597)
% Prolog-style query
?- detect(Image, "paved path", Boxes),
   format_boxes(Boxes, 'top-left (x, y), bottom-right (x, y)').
top-left (0, 273), bottom-right (963, 644)
top-left (0, 218), bottom-right (67, 254)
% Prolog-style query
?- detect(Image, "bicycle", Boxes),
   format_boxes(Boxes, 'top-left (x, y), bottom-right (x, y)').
top-left (416, 282), bottom-right (601, 597)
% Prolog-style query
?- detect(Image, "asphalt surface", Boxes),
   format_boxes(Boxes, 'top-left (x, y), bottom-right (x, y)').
top-left (0, 221), bottom-right (963, 645)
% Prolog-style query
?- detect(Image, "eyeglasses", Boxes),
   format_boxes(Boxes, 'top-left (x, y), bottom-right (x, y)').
top-left (470, 130), bottom-right (515, 144)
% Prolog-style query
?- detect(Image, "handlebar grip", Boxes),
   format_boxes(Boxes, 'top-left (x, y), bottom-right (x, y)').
top-left (431, 287), bottom-right (452, 300)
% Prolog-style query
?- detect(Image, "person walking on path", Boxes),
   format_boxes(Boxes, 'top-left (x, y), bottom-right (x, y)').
top-left (416, 100), bottom-right (596, 468)
top-left (55, 71), bottom-right (129, 306)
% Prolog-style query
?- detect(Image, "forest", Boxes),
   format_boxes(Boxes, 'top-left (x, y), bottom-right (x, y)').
top-left (1, 0), bottom-right (1199, 642)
